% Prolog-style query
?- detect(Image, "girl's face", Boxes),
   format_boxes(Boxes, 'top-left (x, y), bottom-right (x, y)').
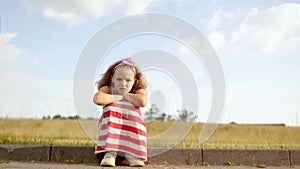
top-left (112, 66), bottom-right (135, 95)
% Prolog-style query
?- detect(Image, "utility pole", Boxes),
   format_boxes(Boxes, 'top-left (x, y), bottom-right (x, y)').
top-left (65, 98), bottom-right (71, 117)
top-left (20, 102), bottom-right (24, 118)
top-left (296, 108), bottom-right (299, 127)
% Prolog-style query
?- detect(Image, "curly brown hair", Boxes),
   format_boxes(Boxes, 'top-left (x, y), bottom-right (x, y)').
top-left (96, 58), bottom-right (147, 93)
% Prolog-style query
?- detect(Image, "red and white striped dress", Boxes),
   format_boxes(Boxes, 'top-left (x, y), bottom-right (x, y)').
top-left (95, 101), bottom-right (147, 161)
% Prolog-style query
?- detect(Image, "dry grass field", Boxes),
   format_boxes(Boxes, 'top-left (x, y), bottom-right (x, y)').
top-left (0, 118), bottom-right (299, 149)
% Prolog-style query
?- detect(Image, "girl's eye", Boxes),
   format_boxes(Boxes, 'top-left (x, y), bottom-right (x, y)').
top-left (126, 79), bottom-right (131, 82)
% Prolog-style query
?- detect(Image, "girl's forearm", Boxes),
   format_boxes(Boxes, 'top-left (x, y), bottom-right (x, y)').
top-left (93, 91), bottom-right (123, 106)
top-left (125, 93), bottom-right (147, 107)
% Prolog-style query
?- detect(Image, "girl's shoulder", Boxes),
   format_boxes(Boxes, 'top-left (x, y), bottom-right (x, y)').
top-left (134, 88), bottom-right (146, 95)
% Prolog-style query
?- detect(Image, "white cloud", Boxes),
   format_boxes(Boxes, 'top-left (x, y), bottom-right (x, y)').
top-left (207, 31), bottom-right (226, 50)
top-left (43, 8), bottom-right (86, 28)
top-left (204, 9), bottom-right (241, 30)
top-left (22, 0), bottom-right (157, 27)
top-left (207, 10), bottom-right (222, 30)
top-left (72, 0), bottom-right (122, 19)
top-left (0, 32), bottom-right (26, 61)
top-left (0, 32), bottom-right (17, 45)
top-left (231, 3), bottom-right (300, 54)
top-left (32, 58), bottom-right (39, 65)
top-left (123, 0), bottom-right (156, 15)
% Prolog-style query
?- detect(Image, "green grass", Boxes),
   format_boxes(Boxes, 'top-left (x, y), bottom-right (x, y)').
top-left (146, 121), bottom-right (300, 149)
top-left (180, 123), bottom-right (300, 149)
top-left (0, 119), bottom-right (93, 146)
top-left (0, 118), bottom-right (300, 149)
top-left (0, 136), bottom-right (94, 146)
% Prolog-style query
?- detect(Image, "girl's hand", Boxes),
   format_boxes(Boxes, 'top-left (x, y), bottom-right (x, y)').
top-left (122, 93), bottom-right (130, 102)
top-left (94, 86), bottom-right (147, 107)
top-left (122, 89), bottom-right (147, 107)
top-left (94, 86), bottom-right (123, 106)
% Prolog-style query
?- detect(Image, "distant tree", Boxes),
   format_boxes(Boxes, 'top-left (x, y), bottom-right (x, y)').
top-left (42, 115), bottom-right (51, 119)
top-left (144, 104), bottom-right (175, 121)
top-left (52, 114), bottom-right (62, 119)
top-left (51, 114), bottom-right (80, 119)
top-left (68, 115), bottom-right (80, 119)
top-left (166, 114), bottom-right (175, 121)
top-left (155, 112), bottom-right (166, 121)
top-left (144, 104), bottom-right (159, 121)
top-left (177, 109), bottom-right (197, 122)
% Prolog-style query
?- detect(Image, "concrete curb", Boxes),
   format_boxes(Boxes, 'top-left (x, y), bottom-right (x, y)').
top-left (0, 144), bottom-right (50, 162)
top-left (203, 149), bottom-right (290, 166)
top-left (0, 144), bottom-right (299, 167)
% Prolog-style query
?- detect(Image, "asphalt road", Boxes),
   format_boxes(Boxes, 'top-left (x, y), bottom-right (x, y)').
top-left (0, 162), bottom-right (300, 169)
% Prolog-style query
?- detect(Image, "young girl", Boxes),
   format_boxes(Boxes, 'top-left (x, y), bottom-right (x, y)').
top-left (93, 59), bottom-right (147, 167)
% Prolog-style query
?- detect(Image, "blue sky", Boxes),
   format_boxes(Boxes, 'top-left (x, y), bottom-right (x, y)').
top-left (0, 0), bottom-right (300, 126)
